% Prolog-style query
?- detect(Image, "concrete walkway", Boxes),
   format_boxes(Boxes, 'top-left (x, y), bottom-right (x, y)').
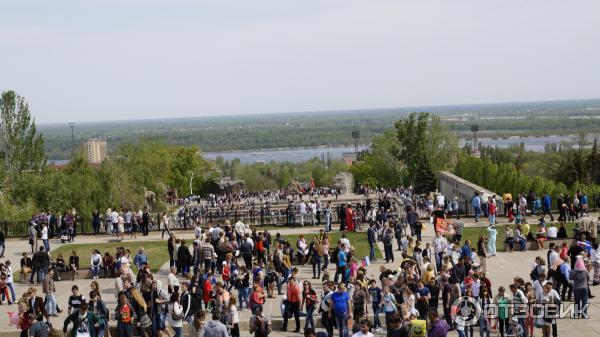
top-left (1, 212), bottom-right (598, 336)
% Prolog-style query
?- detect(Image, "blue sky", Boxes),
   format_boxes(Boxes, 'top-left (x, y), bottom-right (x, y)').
top-left (2, 0), bottom-right (599, 123)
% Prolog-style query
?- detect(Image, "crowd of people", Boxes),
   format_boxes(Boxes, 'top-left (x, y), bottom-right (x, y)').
top-left (5, 187), bottom-right (599, 337)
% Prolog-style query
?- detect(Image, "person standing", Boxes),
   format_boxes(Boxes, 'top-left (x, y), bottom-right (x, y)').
top-left (43, 269), bottom-right (58, 317)
top-left (329, 284), bottom-right (351, 337)
top-left (477, 236), bottom-right (488, 274)
top-left (142, 207), bottom-right (150, 236)
top-left (487, 224), bottom-right (497, 257)
top-left (40, 224), bottom-right (49, 252)
top-left (28, 222), bottom-right (37, 254)
top-left (325, 201), bottom-right (333, 232)
top-left (472, 192), bottom-right (482, 222)
top-left (367, 223), bottom-right (377, 262)
top-left (383, 224), bottom-right (394, 263)
top-left (281, 277), bottom-right (301, 333)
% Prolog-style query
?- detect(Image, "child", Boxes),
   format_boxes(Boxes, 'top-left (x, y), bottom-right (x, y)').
top-left (368, 279), bottom-right (383, 332)
top-left (227, 295), bottom-right (240, 337)
top-left (349, 257), bottom-right (358, 282)
top-left (68, 285), bottom-right (86, 314)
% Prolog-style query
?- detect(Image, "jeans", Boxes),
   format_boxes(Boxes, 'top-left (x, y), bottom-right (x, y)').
top-left (282, 301), bottom-right (300, 331)
top-left (384, 244), bottom-right (393, 262)
top-left (239, 287), bottom-right (250, 310)
top-left (305, 304), bottom-right (315, 329)
top-left (489, 214), bottom-right (496, 225)
top-left (369, 243), bottom-right (376, 261)
top-left (372, 305), bottom-right (381, 328)
top-left (312, 258), bottom-right (322, 278)
top-left (172, 327), bottom-right (182, 337)
top-left (574, 287), bottom-right (589, 318)
top-left (43, 239), bottom-right (50, 252)
top-left (37, 269), bottom-right (47, 283)
top-left (436, 252), bottom-right (444, 271)
top-left (181, 264), bottom-right (189, 275)
top-left (0, 241), bottom-right (5, 256)
top-left (45, 293), bottom-right (57, 315)
top-left (478, 315), bottom-right (490, 337)
top-left (326, 216), bottom-right (332, 231)
top-left (323, 254), bottom-right (329, 269)
top-left (91, 266), bottom-right (100, 278)
top-left (487, 239), bottom-right (496, 256)
top-left (457, 329), bottom-right (467, 337)
top-left (473, 206), bottom-right (481, 222)
top-left (7, 282), bottom-right (16, 303)
top-left (151, 313), bottom-right (166, 337)
top-left (117, 323), bottom-right (133, 337)
top-left (334, 311), bottom-right (348, 337)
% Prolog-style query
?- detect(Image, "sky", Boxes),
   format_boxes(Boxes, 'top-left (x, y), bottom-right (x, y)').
top-left (2, 0), bottom-right (600, 124)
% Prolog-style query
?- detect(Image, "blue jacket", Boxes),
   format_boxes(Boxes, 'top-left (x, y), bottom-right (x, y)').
top-left (367, 227), bottom-right (376, 244)
top-left (543, 195), bottom-right (551, 209)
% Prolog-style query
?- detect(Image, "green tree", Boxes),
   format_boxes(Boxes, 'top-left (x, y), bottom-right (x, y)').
top-left (395, 112), bottom-right (457, 193)
top-left (0, 91), bottom-right (45, 191)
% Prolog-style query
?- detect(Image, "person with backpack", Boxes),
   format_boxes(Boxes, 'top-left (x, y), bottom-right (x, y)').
top-left (115, 292), bottom-right (136, 337)
top-left (249, 307), bottom-right (271, 337)
top-left (281, 276), bottom-right (301, 333)
top-left (167, 292), bottom-right (184, 337)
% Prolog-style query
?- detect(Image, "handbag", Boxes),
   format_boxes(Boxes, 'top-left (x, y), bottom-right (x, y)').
top-left (139, 313), bottom-right (152, 328)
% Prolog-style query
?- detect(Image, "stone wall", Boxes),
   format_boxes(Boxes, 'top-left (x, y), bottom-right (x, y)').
top-left (438, 171), bottom-right (504, 214)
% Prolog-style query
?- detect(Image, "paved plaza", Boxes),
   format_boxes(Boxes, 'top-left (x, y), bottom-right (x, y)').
top-left (1, 214), bottom-right (599, 336)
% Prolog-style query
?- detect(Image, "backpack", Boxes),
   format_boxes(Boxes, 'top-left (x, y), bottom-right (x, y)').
top-left (330, 247), bottom-right (340, 264)
top-left (253, 315), bottom-right (271, 337)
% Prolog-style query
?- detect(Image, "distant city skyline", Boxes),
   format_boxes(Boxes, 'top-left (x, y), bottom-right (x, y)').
top-left (2, 0), bottom-right (600, 124)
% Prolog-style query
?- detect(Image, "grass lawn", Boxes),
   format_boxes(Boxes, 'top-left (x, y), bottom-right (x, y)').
top-left (462, 222), bottom-right (576, 251)
top-left (281, 231), bottom-right (382, 259)
top-left (49, 240), bottom-right (169, 273)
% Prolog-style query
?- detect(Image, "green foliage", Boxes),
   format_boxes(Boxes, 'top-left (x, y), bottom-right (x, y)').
top-left (350, 130), bottom-right (404, 188)
top-left (0, 91), bottom-right (45, 191)
top-left (454, 157), bottom-right (600, 198)
top-left (395, 112), bottom-right (457, 193)
top-left (220, 157), bottom-right (348, 190)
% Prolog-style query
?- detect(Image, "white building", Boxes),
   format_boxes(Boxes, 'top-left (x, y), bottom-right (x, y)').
top-left (86, 138), bottom-right (107, 164)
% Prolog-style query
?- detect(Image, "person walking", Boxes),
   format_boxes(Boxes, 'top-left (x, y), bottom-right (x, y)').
top-left (570, 256), bottom-right (590, 318)
top-left (43, 269), bottom-right (58, 317)
top-left (63, 302), bottom-right (101, 337)
top-left (167, 292), bottom-right (184, 337)
top-left (281, 277), bottom-right (301, 333)
top-left (301, 280), bottom-right (318, 330)
top-left (115, 292), bottom-right (136, 337)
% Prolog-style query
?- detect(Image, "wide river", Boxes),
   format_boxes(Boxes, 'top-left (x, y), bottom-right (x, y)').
top-left (203, 135), bottom-right (576, 164)
top-left (48, 135), bottom-right (578, 165)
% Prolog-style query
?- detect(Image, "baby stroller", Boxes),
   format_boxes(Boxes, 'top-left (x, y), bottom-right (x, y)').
top-left (60, 228), bottom-right (69, 243)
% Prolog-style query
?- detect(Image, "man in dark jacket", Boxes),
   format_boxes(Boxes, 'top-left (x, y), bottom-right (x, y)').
top-left (142, 208), bottom-right (150, 236)
top-left (367, 223), bottom-right (377, 262)
top-left (30, 246), bottom-right (50, 284)
top-left (177, 240), bottom-right (192, 275)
